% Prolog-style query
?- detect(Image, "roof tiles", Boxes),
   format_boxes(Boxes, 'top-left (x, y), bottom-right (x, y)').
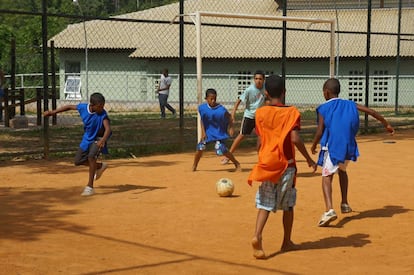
top-left (50, 0), bottom-right (414, 58)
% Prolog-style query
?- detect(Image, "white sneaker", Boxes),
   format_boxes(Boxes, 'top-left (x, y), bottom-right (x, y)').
top-left (221, 157), bottom-right (230, 165)
top-left (341, 203), bottom-right (353, 213)
top-left (318, 209), bottom-right (337, 227)
top-left (94, 162), bottom-right (108, 180)
top-left (81, 186), bottom-right (95, 197)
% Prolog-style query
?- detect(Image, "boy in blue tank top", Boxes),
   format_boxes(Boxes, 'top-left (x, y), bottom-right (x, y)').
top-left (192, 88), bottom-right (241, 172)
top-left (311, 78), bottom-right (394, 226)
top-left (44, 92), bottom-right (112, 196)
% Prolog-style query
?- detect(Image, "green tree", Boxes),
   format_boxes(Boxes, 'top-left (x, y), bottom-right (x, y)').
top-left (0, 0), bottom-right (179, 74)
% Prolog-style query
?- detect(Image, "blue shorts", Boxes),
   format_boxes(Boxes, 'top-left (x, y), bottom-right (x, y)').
top-left (255, 167), bottom-right (296, 212)
top-left (196, 140), bottom-right (228, 156)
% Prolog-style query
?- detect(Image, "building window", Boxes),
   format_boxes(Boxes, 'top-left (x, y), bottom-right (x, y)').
top-left (264, 70), bottom-right (274, 77)
top-left (65, 61), bottom-right (80, 81)
top-left (237, 70), bottom-right (272, 96)
top-left (373, 70), bottom-right (389, 103)
top-left (140, 77), bottom-right (147, 94)
top-left (237, 71), bottom-right (251, 96)
top-left (348, 70), bottom-right (364, 103)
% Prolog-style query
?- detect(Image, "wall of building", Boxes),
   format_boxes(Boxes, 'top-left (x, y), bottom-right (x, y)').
top-left (58, 51), bottom-right (414, 107)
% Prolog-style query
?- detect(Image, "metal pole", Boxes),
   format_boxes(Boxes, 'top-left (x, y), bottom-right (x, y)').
top-left (330, 21), bottom-right (336, 78)
top-left (281, 0), bottom-right (287, 104)
top-left (364, 0), bottom-right (372, 131)
top-left (179, 0), bottom-right (184, 128)
top-left (83, 20), bottom-right (88, 99)
top-left (395, 0), bottom-right (402, 114)
top-left (281, 0), bottom-right (286, 78)
top-left (42, 0), bottom-right (49, 158)
top-left (10, 38), bottom-right (16, 119)
top-left (51, 40), bottom-right (57, 125)
top-left (334, 0), bottom-right (340, 76)
top-left (196, 12), bottom-right (202, 142)
top-left (10, 38), bottom-right (16, 90)
top-left (73, 0), bottom-right (88, 99)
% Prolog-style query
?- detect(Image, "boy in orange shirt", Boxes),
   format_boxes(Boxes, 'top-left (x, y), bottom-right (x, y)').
top-left (248, 75), bottom-right (316, 259)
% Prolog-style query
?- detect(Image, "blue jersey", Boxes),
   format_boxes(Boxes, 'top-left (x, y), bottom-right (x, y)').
top-left (316, 98), bottom-right (360, 166)
top-left (77, 103), bottom-right (110, 154)
top-left (198, 103), bottom-right (230, 143)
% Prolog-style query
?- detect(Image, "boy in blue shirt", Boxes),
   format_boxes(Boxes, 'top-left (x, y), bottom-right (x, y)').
top-left (311, 78), bottom-right (394, 226)
top-left (44, 92), bottom-right (111, 196)
top-left (192, 88), bottom-right (241, 172)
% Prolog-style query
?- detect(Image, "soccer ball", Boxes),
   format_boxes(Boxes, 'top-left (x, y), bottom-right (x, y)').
top-left (216, 178), bottom-right (234, 197)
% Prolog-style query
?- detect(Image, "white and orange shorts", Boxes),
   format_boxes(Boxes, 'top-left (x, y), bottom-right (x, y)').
top-left (321, 149), bottom-right (349, 177)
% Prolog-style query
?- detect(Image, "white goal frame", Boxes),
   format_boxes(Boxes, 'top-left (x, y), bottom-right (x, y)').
top-left (172, 11), bottom-right (336, 141)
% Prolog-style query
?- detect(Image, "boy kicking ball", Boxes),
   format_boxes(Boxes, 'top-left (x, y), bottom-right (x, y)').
top-left (44, 92), bottom-right (111, 196)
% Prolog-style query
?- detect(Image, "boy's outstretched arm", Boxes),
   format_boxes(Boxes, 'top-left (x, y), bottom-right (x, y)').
top-left (44, 105), bottom-right (77, 117)
top-left (198, 112), bottom-right (206, 142)
top-left (230, 99), bottom-right (242, 121)
top-left (356, 104), bottom-right (395, 134)
top-left (96, 119), bottom-right (111, 149)
top-left (291, 129), bottom-right (317, 172)
top-left (311, 114), bottom-right (325, 154)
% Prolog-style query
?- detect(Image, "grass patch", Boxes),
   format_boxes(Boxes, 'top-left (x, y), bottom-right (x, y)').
top-left (0, 110), bottom-right (412, 161)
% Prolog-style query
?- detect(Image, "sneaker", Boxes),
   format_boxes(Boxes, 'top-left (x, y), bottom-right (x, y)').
top-left (94, 162), bottom-right (108, 181)
top-left (318, 209), bottom-right (337, 227)
top-left (221, 157), bottom-right (230, 165)
top-left (341, 203), bottom-right (353, 213)
top-left (81, 186), bottom-right (95, 196)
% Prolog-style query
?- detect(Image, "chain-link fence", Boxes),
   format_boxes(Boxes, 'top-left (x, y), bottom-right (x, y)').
top-left (1, 0), bottom-right (413, 160)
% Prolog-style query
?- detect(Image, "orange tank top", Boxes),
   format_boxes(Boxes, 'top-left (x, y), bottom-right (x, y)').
top-left (248, 105), bottom-right (300, 185)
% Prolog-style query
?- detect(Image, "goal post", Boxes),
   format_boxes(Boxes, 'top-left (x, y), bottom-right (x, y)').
top-left (172, 11), bottom-right (336, 142)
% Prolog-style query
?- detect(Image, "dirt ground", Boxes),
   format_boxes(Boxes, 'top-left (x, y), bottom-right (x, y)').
top-left (0, 130), bottom-right (413, 275)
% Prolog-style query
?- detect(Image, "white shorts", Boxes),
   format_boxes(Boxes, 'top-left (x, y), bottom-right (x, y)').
top-left (321, 150), bottom-right (349, 177)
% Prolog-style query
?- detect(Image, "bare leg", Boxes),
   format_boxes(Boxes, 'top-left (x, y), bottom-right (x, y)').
top-left (252, 209), bottom-right (269, 259)
top-left (192, 150), bottom-right (203, 171)
top-left (338, 169), bottom-right (353, 213)
top-left (223, 151), bottom-right (241, 171)
top-left (229, 134), bottom-right (244, 154)
top-left (322, 174), bottom-right (334, 211)
top-left (281, 209), bottom-right (297, 252)
top-left (221, 134), bottom-right (244, 165)
top-left (338, 170), bottom-right (349, 205)
top-left (87, 157), bottom-right (97, 188)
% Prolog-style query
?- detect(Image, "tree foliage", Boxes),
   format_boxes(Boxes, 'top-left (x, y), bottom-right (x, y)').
top-left (0, 0), bottom-right (178, 73)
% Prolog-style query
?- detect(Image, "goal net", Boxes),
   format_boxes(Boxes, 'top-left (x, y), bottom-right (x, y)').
top-left (174, 11), bottom-right (336, 141)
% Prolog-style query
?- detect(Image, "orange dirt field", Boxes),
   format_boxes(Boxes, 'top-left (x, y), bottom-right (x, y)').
top-left (0, 130), bottom-right (413, 274)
